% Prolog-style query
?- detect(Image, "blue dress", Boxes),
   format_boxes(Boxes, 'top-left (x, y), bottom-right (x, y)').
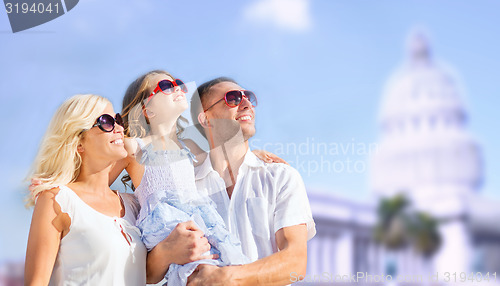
top-left (134, 138), bottom-right (249, 286)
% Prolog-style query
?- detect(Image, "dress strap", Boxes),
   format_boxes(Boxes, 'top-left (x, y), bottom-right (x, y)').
top-left (135, 137), bottom-right (147, 150)
top-left (178, 139), bottom-right (198, 163)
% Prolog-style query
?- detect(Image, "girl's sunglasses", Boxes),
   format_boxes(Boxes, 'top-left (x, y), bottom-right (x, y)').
top-left (203, 90), bottom-right (257, 112)
top-left (147, 79), bottom-right (188, 104)
top-left (92, 113), bottom-right (124, 132)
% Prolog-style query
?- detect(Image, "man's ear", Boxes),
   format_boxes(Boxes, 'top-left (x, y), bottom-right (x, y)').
top-left (198, 112), bottom-right (211, 128)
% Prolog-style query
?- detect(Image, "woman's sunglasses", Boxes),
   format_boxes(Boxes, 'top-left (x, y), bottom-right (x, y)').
top-left (92, 113), bottom-right (124, 132)
top-left (146, 79), bottom-right (188, 104)
top-left (203, 90), bottom-right (257, 112)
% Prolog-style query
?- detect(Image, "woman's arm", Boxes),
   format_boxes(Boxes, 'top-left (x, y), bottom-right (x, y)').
top-left (252, 150), bottom-right (289, 164)
top-left (183, 139), bottom-right (287, 166)
top-left (25, 188), bottom-right (70, 285)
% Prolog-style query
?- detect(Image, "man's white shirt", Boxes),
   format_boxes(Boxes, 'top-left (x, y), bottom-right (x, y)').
top-left (194, 149), bottom-right (316, 262)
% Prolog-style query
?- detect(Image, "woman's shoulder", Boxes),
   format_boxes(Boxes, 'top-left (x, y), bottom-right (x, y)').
top-left (35, 186), bottom-right (62, 205)
top-left (34, 186), bottom-right (73, 224)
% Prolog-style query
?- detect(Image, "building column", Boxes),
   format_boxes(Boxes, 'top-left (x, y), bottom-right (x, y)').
top-left (434, 220), bottom-right (472, 275)
top-left (307, 236), bottom-right (321, 276)
top-left (335, 231), bottom-right (353, 276)
top-left (320, 235), bottom-right (334, 273)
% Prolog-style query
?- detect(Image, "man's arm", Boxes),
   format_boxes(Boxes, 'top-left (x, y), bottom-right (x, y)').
top-left (188, 224), bottom-right (308, 286)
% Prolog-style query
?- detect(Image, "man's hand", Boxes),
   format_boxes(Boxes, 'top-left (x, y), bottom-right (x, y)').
top-left (187, 265), bottom-right (231, 286)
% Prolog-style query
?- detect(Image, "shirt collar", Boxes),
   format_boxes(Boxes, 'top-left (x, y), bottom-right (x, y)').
top-left (243, 149), bottom-right (265, 168)
top-left (194, 149), bottom-right (265, 180)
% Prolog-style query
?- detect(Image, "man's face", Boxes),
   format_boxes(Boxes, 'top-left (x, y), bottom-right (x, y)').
top-left (203, 81), bottom-right (256, 141)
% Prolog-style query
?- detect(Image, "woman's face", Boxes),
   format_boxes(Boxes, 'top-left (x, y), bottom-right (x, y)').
top-left (144, 73), bottom-right (188, 125)
top-left (79, 103), bottom-right (127, 164)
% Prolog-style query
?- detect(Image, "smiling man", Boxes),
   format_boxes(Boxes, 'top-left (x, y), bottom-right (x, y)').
top-left (187, 77), bottom-right (316, 285)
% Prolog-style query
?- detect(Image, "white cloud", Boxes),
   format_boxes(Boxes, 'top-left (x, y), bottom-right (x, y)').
top-left (243, 0), bottom-right (312, 32)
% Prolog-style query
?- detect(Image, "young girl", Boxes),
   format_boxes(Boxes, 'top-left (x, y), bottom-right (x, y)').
top-left (25, 94), bottom-right (147, 285)
top-left (110, 70), bottom-right (284, 285)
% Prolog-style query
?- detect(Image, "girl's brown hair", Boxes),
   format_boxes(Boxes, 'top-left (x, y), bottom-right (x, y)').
top-left (121, 70), bottom-right (189, 189)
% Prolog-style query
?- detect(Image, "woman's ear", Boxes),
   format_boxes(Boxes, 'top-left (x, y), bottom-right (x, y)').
top-left (198, 112), bottom-right (211, 128)
top-left (77, 143), bottom-right (84, 153)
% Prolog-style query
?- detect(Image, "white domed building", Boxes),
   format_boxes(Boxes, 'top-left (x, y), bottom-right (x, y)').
top-left (371, 31), bottom-right (482, 275)
top-left (305, 31), bottom-right (500, 284)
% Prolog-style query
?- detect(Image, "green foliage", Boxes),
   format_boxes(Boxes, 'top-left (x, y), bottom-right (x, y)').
top-left (373, 193), bottom-right (441, 258)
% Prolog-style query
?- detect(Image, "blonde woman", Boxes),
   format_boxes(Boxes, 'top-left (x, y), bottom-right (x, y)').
top-left (24, 94), bottom-right (147, 285)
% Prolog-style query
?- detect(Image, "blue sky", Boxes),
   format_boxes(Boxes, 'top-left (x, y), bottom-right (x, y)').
top-left (1, 0), bottom-right (499, 262)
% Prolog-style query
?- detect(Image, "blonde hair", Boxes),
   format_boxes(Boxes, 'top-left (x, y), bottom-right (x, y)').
top-left (26, 94), bottom-right (111, 207)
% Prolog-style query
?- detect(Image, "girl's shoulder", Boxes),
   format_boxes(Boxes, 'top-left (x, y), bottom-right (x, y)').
top-left (124, 136), bottom-right (154, 156)
top-left (182, 138), bottom-right (208, 167)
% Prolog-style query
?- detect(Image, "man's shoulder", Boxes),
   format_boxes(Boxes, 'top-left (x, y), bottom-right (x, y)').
top-left (249, 153), bottom-right (303, 180)
top-left (264, 161), bottom-right (301, 176)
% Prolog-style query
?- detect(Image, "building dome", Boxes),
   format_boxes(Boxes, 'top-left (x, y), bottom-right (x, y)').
top-left (380, 32), bottom-right (466, 136)
top-left (371, 31), bottom-right (482, 214)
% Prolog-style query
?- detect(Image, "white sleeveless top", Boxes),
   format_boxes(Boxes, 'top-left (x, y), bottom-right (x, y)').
top-left (48, 185), bottom-right (147, 286)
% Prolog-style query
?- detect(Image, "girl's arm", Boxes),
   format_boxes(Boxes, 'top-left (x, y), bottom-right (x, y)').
top-left (25, 188), bottom-right (70, 285)
top-left (109, 158), bottom-right (130, 186)
top-left (108, 138), bottom-right (140, 186)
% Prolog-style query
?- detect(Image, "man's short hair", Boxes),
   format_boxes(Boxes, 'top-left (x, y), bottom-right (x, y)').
top-left (190, 77), bottom-right (238, 138)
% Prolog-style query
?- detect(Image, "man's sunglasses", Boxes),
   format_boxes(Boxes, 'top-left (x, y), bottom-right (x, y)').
top-left (92, 113), bottom-right (124, 132)
top-left (146, 79), bottom-right (188, 104)
top-left (203, 90), bottom-right (257, 112)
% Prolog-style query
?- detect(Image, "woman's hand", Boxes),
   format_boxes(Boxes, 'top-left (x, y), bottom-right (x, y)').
top-left (161, 221), bottom-right (215, 265)
top-left (252, 150), bottom-right (288, 165)
top-left (146, 221), bottom-right (217, 284)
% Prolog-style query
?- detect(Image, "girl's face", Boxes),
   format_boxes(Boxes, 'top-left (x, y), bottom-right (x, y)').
top-left (145, 74), bottom-right (188, 125)
top-left (79, 103), bottom-right (127, 164)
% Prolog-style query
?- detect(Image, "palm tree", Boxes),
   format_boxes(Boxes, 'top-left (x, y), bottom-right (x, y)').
top-left (374, 193), bottom-right (441, 269)
top-left (374, 194), bottom-right (411, 249)
top-left (407, 212), bottom-right (441, 258)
